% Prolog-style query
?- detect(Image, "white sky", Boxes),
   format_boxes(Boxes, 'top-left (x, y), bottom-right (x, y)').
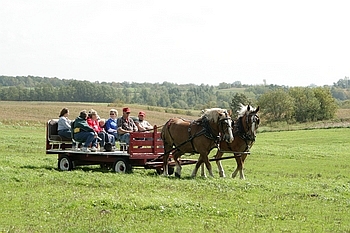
top-left (1, 0), bottom-right (349, 87)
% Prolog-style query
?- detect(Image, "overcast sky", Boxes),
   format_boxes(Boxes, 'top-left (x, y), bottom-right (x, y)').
top-left (1, 0), bottom-right (349, 87)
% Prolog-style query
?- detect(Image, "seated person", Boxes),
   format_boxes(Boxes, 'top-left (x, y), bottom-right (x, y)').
top-left (73, 110), bottom-right (98, 152)
top-left (87, 109), bottom-right (115, 151)
top-left (135, 111), bottom-right (153, 132)
top-left (57, 108), bottom-right (72, 139)
top-left (99, 118), bottom-right (106, 129)
top-left (105, 109), bottom-right (119, 141)
top-left (117, 107), bottom-right (138, 145)
top-left (98, 118), bottom-right (115, 151)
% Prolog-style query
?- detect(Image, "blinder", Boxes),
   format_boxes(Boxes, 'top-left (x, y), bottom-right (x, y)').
top-left (218, 115), bottom-right (234, 143)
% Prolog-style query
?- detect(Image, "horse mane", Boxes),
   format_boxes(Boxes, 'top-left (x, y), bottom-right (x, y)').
top-left (201, 108), bottom-right (228, 123)
top-left (237, 104), bottom-right (256, 118)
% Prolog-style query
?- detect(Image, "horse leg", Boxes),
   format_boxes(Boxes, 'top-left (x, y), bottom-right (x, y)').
top-left (239, 153), bottom-right (247, 180)
top-left (200, 163), bottom-right (206, 177)
top-left (162, 143), bottom-right (172, 176)
top-left (203, 155), bottom-right (214, 177)
top-left (215, 151), bottom-right (226, 177)
top-left (231, 156), bottom-right (240, 178)
top-left (231, 154), bottom-right (245, 179)
top-left (173, 152), bottom-right (183, 178)
top-left (191, 157), bottom-right (202, 178)
top-left (192, 156), bottom-right (206, 178)
top-left (193, 154), bottom-right (213, 178)
top-left (162, 155), bottom-right (169, 176)
top-left (174, 159), bottom-right (182, 178)
top-left (197, 157), bottom-right (206, 177)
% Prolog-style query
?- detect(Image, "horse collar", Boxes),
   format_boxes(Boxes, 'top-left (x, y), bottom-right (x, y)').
top-left (200, 117), bottom-right (218, 141)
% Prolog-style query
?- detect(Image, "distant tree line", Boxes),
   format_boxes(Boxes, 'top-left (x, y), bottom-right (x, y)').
top-left (0, 76), bottom-right (240, 110)
top-left (0, 75), bottom-right (346, 123)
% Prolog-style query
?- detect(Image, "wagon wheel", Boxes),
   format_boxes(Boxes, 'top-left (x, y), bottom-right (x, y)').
top-left (58, 155), bottom-right (73, 171)
top-left (113, 158), bottom-right (132, 173)
top-left (156, 166), bottom-right (174, 175)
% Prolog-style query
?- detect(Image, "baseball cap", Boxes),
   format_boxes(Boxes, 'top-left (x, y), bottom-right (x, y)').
top-left (123, 107), bottom-right (131, 113)
top-left (138, 111), bottom-right (146, 116)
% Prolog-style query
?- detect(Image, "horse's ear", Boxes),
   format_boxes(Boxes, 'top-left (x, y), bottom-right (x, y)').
top-left (255, 106), bottom-right (260, 113)
top-left (228, 109), bottom-right (232, 116)
top-left (247, 105), bottom-right (250, 111)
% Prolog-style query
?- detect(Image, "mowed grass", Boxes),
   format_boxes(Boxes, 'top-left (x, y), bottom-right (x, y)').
top-left (0, 122), bottom-right (349, 232)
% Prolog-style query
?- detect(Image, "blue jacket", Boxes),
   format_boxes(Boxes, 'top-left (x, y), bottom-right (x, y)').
top-left (105, 117), bottom-right (118, 133)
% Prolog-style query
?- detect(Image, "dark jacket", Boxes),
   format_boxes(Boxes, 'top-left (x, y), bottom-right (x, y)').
top-left (73, 117), bottom-right (94, 134)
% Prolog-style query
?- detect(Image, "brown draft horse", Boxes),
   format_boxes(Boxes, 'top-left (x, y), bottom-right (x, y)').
top-left (201, 104), bottom-right (260, 179)
top-left (161, 108), bottom-right (234, 178)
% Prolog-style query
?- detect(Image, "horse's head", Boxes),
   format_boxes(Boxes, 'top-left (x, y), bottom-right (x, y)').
top-left (238, 104), bottom-right (260, 141)
top-left (218, 109), bottom-right (234, 143)
top-left (202, 108), bottom-right (234, 143)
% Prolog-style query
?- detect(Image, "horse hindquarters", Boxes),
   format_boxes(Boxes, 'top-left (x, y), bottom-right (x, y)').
top-left (161, 119), bottom-right (187, 177)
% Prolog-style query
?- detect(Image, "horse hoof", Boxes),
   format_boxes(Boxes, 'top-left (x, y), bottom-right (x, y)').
top-left (175, 172), bottom-right (181, 178)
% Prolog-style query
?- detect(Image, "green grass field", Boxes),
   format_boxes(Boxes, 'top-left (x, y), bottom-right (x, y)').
top-left (1, 121), bottom-right (349, 232)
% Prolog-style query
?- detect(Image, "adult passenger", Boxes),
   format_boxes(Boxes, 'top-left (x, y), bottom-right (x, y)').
top-left (57, 108), bottom-right (72, 139)
top-left (117, 107), bottom-right (138, 145)
top-left (105, 109), bottom-right (119, 141)
top-left (73, 110), bottom-right (98, 152)
top-left (135, 111), bottom-right (153, 132)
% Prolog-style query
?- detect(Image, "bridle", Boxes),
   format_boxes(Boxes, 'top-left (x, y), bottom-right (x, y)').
top-left (218, 112), bottom-right (234, 143)
top-left (239, 111), bottom-right (260, 143)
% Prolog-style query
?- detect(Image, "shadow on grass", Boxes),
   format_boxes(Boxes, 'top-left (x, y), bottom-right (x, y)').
top-left (20, 165), bottom-right (114, 174)
top-left (144, 169), bottom-right (203, 180)
top-left (21, 165), bottom-right (204, 178)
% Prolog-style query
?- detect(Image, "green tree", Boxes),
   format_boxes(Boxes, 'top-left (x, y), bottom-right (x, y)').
top-left (230, 93), bottom-right (249, 116)
top-left (289, 87), bottom-right (320, 122)
top-left (257, 89), bottom-right (294, 122)
top-left (313, 87), bottom-right (338, 120)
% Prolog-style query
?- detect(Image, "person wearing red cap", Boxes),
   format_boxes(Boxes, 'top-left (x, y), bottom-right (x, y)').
top-left (135, 111), bottom-right (153, 132)
top-left (116, 107), bottom-right (138, 145)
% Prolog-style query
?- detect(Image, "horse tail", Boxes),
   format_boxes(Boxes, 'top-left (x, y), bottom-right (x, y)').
top-left (160, 119), bottom-right (167, 142)
top-left (161, 119), bottom-right (175, 174)
top-left (161, 119), bottom-right (173, 149)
